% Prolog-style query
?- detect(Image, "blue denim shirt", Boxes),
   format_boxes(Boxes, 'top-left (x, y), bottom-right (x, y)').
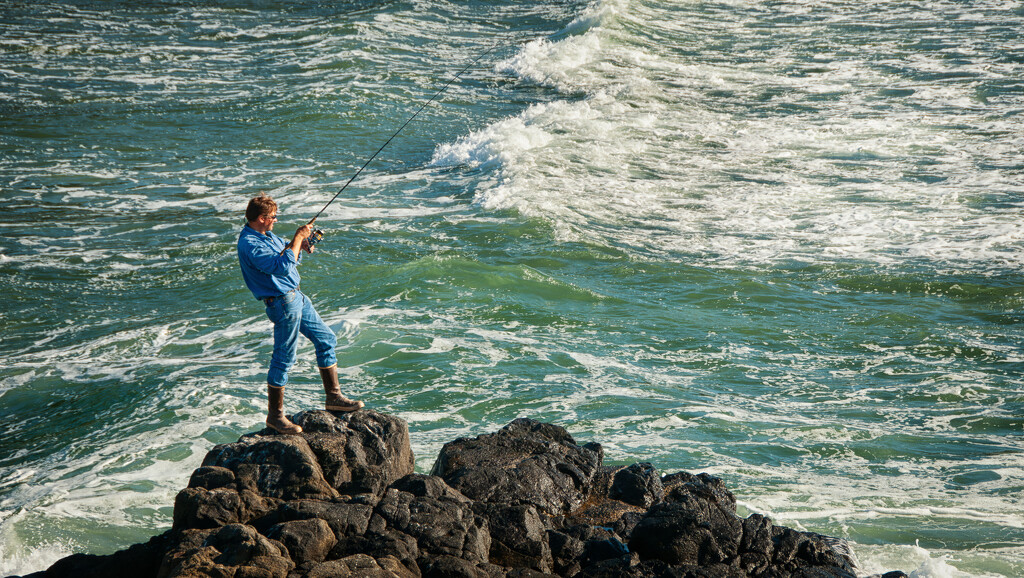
top-left (238, 224), bottom-right (301, 300)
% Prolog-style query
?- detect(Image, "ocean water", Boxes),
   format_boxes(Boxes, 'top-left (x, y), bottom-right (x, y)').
top-left (1, 0), bottom-right (1022, 576)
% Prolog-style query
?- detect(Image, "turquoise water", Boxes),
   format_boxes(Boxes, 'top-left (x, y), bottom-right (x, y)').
top-left (2, 1), bottom-right (1023, 576)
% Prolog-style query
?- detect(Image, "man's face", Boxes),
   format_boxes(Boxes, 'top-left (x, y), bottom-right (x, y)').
top-left (262, 210), bottom-right (278, 231)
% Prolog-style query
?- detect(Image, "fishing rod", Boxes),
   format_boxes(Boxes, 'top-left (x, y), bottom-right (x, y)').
top-left (303, 38), bottom-right (506, 247)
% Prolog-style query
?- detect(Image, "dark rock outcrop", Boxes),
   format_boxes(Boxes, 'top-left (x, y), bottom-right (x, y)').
top-left (20, 411), bottom-right (907, 578)
top-left (429, 418), bottom-right (603, 516)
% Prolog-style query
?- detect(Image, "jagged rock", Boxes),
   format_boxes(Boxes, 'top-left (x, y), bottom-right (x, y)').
top-left (191, 410), bottom-right (412, 507)
top-left (564, 465), bottom-right (647, 532)
top-left (158, 524), bottom-right (293, 578)
top-left (417, 554), bottom-right (494, 578)
top-left (189, 466), bottom-right (236, 490)
top-left (391, 473), bottom-right (472, 503)
top-left (580, 536), bottom-right (629, 569)
top-left (332, 529), bottom-right (422, 575)
top-left (304, 553), bottom-right (419, 577)
top-left (472, 503), bottom-right (552, 572)
top-left (291, 410), bottom-right (415, 495)
top-left (547, 529), bottom-right (586, 576)
top-left (265, 518), bottom-right (336, 564)
top-left (661, 472), bottom-right (737, 517)
top-left (770, 528), bottom-right (857, 578)
top-left (375, 487), bottom-right (491, 564)
top-left (505, 569), bottom-right (559, 578)
top-left (263, 498), bottom-right (374, 540)
top-left (610, 511), bottom-right (646, 541)
top-left (629, 471), bottom-right (744, 567)
top-left (630, 500), bottom-right (739, 567)
top-left (430, 419), bottom-right (602, 516)
top-left (609, 463), bottom-right (663, 509)
top-left (173, 487), bottom-right (274, 530)
top-left (736, 514), bottom-right (775, 575)
top-left (33, 414), bottom-right (902, 578)
top-left (549, 525), bottom-right (629, 574)
top-left (200, 433), bottom-right (338, 501)
top-left (573, 553), bottom-right (683, 578)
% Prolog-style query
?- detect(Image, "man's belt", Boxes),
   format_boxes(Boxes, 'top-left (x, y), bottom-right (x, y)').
top-left (261, 288), bottom-right (298, 305)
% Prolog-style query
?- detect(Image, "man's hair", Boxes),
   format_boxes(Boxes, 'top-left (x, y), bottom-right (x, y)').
top-left (246, 194), bottom-right (277, 222)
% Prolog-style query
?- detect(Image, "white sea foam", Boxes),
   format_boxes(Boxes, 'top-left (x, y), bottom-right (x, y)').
top-left (0, 535), bottom-right (74, 578)
top-left (853, 541), bottom-right (1014, 578)
top-left (0, 384), bottom-right (254, 576)
top-left (429, 0), bottom-right (1024, 274)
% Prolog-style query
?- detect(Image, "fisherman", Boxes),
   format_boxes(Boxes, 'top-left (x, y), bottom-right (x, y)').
top-left (237, 193), bottom-right (363, 435)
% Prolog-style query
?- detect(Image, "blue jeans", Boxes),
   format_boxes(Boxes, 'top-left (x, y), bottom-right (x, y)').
top-left (265, 290), bottom-right (337, 388)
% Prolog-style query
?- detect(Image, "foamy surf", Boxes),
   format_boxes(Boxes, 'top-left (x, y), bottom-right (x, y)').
top-left (3, 0), bottom-right (1023, 576)
top-left (434, 0), bottom-right (1024, 274)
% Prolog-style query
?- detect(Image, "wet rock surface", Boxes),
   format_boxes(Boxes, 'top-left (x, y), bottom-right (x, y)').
top-left (19, 411), bottom-right (907, 578)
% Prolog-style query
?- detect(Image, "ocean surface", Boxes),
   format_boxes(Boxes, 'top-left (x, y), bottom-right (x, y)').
top-left (1, 0), bottom-right (1022, 576)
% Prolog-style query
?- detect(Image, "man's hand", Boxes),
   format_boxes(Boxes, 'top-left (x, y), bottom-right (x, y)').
top-left (286, 220), bottom-right (316, 259)
top-left (294, 223), bottom-right (313, 243)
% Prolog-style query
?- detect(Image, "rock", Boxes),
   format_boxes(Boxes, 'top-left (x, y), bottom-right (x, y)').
top-left (265, 518), bottom-right (336, 564)
top-left (265, 498), bottom-right (374, 540)
top-left (580, 536), bottom-right (629, 569)
top-left (391, 473), bottom-right (472, 503)
top-left (374, 487), bottom-right (491, 564)
top-left (158, 524), bottom-right (293, 578)
top-left (36, 414), bottom-right (903, 578)
top-left (549, 525), bottom-right (629, 573)
top-left (736, 514), bottom-right (775, 575)
top-left (609, 463), bottom-right (664, 509)
top-left (610, 511), bottom-right (646, 541)
top-left (304, 553), bottom-right (419, 577)
top-left (430, 418), bottom-right (602, 516)
top-left (770, 528), bottom-right (857, 578)
top-left (661, 472), bottom-right (737, 517)
top-left (564, 465), bottom-right (651, 533)
top-left (472, 503), bottom-right (553, 572)
top-left (331, 529), bottom-right (421, 575)
top-left (188, 466), bottom-right (236, 490)
top-left (200, 433), bottom-right (338, 501)
top-left (505, 569), bottom-right (559, 578)
top-left (572, 553), bottom-right (683, 578)
top-left (628, 471), bottom-right (744, 567)
top-left (418, 554), bottom-right (493, 578)
top-left (292, 409), bottom-right (416, 495)
top-left (173, 487), bottom-right (273, 530)
top-left (630, 500), bottom-right (740, 567)
top-left (547, 529), bottom-right (586, 576)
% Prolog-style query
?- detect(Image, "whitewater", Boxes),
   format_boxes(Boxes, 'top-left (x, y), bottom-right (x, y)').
top-left (1, 0), bottom-right (1022, 576)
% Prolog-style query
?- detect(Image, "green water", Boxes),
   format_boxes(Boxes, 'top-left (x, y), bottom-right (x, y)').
top-left (1, 1), bottom-right (1023, 576)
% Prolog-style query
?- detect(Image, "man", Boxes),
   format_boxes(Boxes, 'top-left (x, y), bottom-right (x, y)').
top-left (237, 193), bottom-right (363, 435)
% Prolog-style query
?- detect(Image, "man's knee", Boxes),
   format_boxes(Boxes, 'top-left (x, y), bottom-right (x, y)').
top-left (312, 328), bottom-right (337, 352)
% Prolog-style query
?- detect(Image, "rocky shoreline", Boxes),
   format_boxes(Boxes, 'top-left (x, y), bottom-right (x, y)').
top-left (15, 410), bottom-right (907, 578)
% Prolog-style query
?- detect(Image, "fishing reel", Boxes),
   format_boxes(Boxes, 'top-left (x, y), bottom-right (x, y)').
top-left (308, 228), bottom-right (324, 246)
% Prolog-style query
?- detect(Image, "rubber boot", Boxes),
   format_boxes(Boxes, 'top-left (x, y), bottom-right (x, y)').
top-left (319, 365), bottom-right (364, 412)
top-left (266, 386), bottom-right (303, 434)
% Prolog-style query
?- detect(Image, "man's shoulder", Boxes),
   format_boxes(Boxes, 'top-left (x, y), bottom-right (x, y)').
top-left (238, 226), bottom-right (264, 251)
top-left (238, 227), bottom-right (284, 258)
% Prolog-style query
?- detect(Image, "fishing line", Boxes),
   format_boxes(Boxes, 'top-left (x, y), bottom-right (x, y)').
top-left (305, 37), bottom-right (507, 242)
